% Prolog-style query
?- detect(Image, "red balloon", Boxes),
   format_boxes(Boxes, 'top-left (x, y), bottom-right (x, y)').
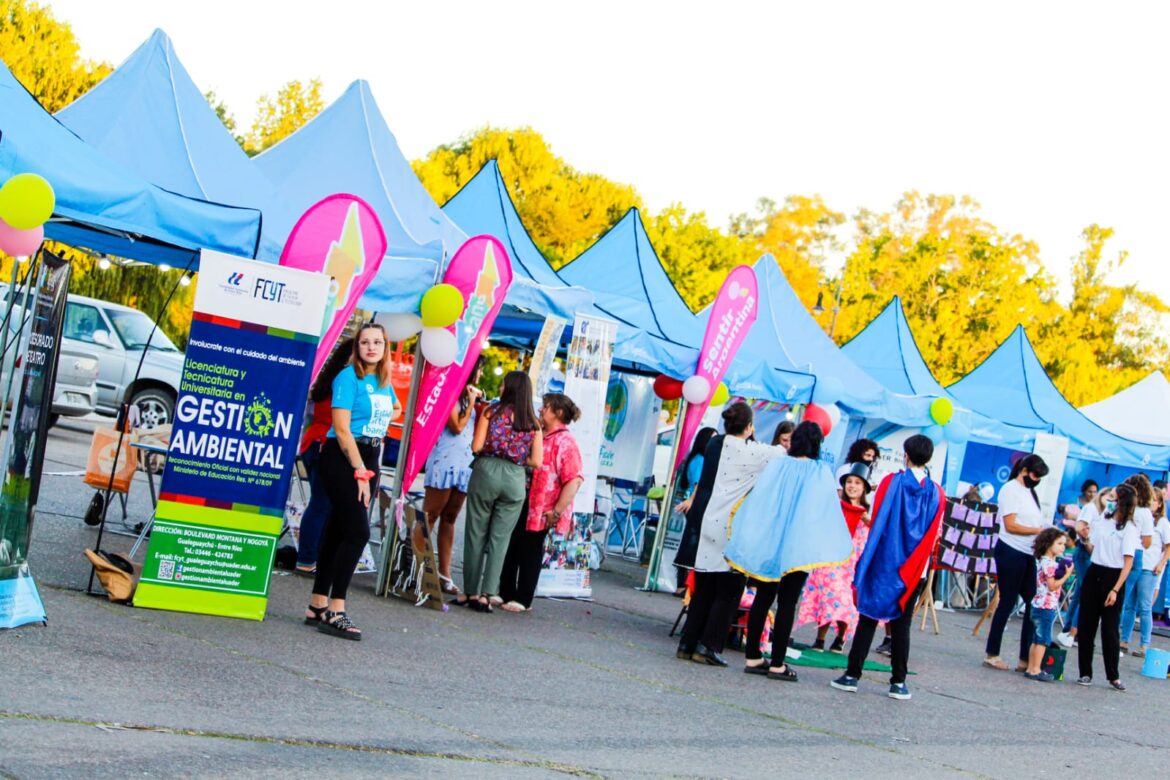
top-left (802, 403), bottom-right (833, 437)
top-left (653, 374), bottom-right (683, 400)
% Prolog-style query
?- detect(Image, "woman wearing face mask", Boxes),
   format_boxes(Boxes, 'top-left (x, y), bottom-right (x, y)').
top-left (1076, 483), bottom-right (1139, 690)
top-left (1117, 474), bottom-right (1156, 654)
top-left (1058, 486), bottom-right (1114, 648)
top-left (983, 454), bottom-right (1050, 671)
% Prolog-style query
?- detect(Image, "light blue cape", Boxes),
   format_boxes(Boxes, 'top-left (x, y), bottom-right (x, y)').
top-left (724, 457), bottom-right (853, 582)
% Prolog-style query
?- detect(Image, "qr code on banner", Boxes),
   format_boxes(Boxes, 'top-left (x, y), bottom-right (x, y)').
top-left (158, 560), bottom-right (175, 580)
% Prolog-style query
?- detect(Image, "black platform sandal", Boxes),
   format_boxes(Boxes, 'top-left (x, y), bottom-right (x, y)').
top-left (304, 605), bottom-right (328, 626)
top-left (317, 610), bottom-right (362, 640)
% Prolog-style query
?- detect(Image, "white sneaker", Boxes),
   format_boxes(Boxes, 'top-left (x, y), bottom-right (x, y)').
top-left (1056, 632), bottom-right (1074, 648)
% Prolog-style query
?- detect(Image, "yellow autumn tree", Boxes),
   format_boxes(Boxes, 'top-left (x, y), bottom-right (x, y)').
top-left (731, 195), bottom-right (842, 320)
top-left (413, 126), bottom-right (642, 267)
top-left (836, 192), bottom-right (1061, 385)
top-left (1042, 225), bottom-right (1170, 405)
top-left (645, 205), bottom-right (755, 311)
top-left (245, 78), bottom-right (325, 156)
top-left (0, 0), bottom-right (111, 112)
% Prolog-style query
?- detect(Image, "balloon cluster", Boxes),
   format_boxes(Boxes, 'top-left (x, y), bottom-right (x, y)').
top-left (653, 374), bottom-right (729, 406)
top-left (923, 397), bottom-right (969, 444)
top-left (378, 283), bottom-right (465, 367)
top-left (0, 173), bottom-right (55, 257)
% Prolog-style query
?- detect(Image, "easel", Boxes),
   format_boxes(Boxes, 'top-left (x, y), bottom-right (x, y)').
top-left (914, 568), bottom-right (941, 634)
top-left (972, 581), bottom-right (1000, 637)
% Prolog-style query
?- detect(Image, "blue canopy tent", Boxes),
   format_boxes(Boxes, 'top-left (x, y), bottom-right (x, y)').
top-left (443, 163), bottom-right (710, 377)
top-left (948, 326), bottom-right (1170, 502)
top-left (442, 159), bottom-right (592, 324)
top-left (842, 296), bottom-right (1039, 451)
top-left (55, 30), bottom-right (297, 264)
top-left (556, 208), bottom-right (799, 397)
top-left (747, 260), bottom-right (932, 425)
top-left (0, 59), bottom-right (261, 267)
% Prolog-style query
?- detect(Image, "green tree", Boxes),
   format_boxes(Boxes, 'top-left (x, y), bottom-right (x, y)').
top-left (0, 0), bottom-right (111, 112)
top-left (245, 78), bottom-right (325, 156)
top-left (205, 90), bottom-right (245, 150)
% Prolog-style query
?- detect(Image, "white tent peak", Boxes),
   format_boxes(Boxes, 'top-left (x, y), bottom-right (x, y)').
top-left (1080, 371), bottom-right (1170, 445)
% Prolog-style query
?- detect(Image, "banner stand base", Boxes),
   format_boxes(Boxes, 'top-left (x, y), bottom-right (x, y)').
top-left (0, 572), bottom-right (48, 629)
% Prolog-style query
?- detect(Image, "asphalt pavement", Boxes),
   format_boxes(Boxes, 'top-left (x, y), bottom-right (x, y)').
top-left (1, 417), bottom-right (1167, 778)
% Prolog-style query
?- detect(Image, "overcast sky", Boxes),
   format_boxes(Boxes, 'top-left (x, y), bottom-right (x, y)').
top-left (45, 0), bottom-right (1170, 302)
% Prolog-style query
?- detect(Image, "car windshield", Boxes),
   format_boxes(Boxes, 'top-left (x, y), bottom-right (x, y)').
top-left (106, 309), bottom-right (180, 351)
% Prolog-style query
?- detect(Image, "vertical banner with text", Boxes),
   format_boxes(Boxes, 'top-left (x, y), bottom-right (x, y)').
top-left (537, 314), bottom-right (618, 599)
top-left (0, 252), bottom-right (70, 628)
top-left (134, 251), bottom-right (328, 620)
top-left (674, 266), bottom-right (758, 471)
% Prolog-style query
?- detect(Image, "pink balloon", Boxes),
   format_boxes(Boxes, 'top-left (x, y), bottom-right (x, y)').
top-left (0, 218), bottom-right (43, 258)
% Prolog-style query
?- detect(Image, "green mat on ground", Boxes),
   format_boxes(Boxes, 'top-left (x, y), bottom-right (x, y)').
top-left (783, 648), bottom-right (892, 672)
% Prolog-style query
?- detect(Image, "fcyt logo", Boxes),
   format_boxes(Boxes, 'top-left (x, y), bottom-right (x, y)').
top-left (253, 278), bottom-right (287, 303)
top-left (227, 272), bottom-right (244, 286)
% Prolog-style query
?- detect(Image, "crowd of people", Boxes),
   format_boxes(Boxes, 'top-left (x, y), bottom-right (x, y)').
top-left (296, 326), bottom-right (583, 638)
top-left (288, 330), bottom-right (1169, 697)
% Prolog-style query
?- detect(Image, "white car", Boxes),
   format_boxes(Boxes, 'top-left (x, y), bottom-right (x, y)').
top-left (60, 294), bottom-right (185, 428)
top-left (0, 297), bottom-right (99, 424)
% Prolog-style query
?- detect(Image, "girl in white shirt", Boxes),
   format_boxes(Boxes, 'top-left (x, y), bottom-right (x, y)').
top-left (1117, 473), bottom-right (1156, 652)
top-left (1076, 483), bottom-right (1140, 691)
top-left (1126, 489), bottom-right (1170, 657)
top-left (1058, 488), bottom-right (1113, 647)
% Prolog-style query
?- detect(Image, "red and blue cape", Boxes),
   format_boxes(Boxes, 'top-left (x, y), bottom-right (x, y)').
top-left (852, 469), bottom-right (946, 621)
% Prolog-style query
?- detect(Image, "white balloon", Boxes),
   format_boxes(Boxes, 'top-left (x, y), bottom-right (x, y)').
top-left (825, 404), bottom-right (842, 431)
top-left (420, 327), bottom-right (458, 367)
top-left (682, 375), bottom-right (711, 405)
top-left (376, 312), bottom-right (423, 342)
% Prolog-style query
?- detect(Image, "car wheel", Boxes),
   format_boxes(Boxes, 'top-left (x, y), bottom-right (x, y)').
top-left (131, 388), bottom-right (175, 430)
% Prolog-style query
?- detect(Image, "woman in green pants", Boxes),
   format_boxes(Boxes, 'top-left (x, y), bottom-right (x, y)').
top-left (454, 371), bottom-right (543, 612)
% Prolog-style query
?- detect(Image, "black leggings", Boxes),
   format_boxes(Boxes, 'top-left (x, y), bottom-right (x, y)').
top-left (312, 439), bottom-right (379, 602)
top-left (1077, 564), bottom-right (1125, 681)
top-left (499, 502), bottom-right (548, 608)
top-left (680, 571), bottom-right (746, 653)
top-left (745, 572), bottom-right (809, 661)
top-left (985, 541), bottom-right (1037, 661)
top-left (847, 582), bottom-right (924, 684)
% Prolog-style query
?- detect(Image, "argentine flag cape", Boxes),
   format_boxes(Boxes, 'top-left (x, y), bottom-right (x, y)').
top-left (853, 469), bottom-right (946, 621)
top-left (724, 457), bottom-right (853, 582)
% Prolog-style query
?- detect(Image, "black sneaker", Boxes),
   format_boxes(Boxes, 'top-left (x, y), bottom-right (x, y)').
top-left (829, 636), bottom-right (845, 654)
top-left (875, 638), bottom-right (893, 656)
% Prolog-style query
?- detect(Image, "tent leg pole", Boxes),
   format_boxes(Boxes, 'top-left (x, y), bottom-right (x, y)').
top-left (376, 339), bottom-right (426, 597)
top-left (641, 399), bottom-right (687, 592)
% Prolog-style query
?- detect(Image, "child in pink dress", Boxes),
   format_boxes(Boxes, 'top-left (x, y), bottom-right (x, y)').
top-left (797, 463), bottom-right (872, 652)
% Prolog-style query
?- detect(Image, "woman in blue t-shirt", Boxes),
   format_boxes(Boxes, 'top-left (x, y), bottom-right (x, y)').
top-left (306, 323), bottom-right (397, 640)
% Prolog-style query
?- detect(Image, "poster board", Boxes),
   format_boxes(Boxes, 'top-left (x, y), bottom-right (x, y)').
top-left (133, 251), bottom-right (328, 620)
top-left (932, 499), bottom-right (1000, 576)
top-left (598, 374), bottom-right (659, 483)
top-left (537, 314), bottom-right (617, 599)
top-left (1031, 433), bottom-right (1070, 521)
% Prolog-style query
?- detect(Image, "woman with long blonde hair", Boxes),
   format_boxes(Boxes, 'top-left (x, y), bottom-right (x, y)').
top-left (306, 323), bottom-right (396, 640)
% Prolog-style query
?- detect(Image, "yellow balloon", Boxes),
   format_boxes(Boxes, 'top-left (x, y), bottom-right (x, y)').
top-left (930, 397), bottom-right (954, 426)
top-left (420, 283), bottom-right (464, 328)
top-left (0, 173), bottom-right (56, 230)
top-left (711, 382), bottom-right (730, 406)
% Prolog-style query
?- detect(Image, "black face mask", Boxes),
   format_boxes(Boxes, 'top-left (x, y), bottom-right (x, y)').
top-left (1023, 475), bottom-right (1041, 489)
